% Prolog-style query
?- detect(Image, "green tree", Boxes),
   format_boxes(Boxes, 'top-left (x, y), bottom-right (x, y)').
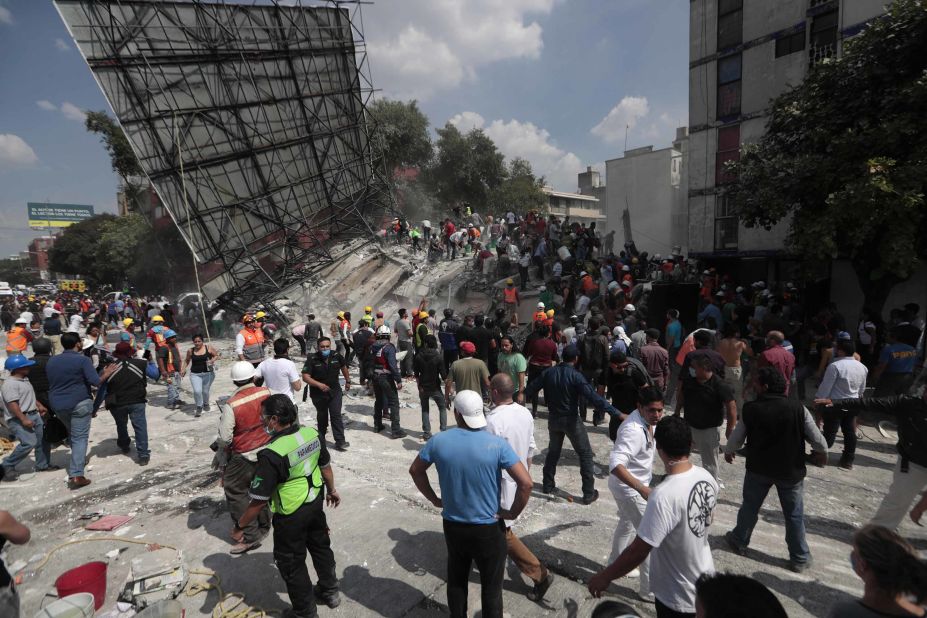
top-left (425, 123), bottom-right (506, 208)
top-left (725, 0), bottom-right (927, 314)
top-left (489, 157), bottom-right (547, 215)
top-left (48, 214), bottom-right (116, 284)
top-left (368, 99), bottom-right (433, 173)
top-left (85, 111), bottom-right (145, 206)
top-left (0, 260), bottom-right (42, 286)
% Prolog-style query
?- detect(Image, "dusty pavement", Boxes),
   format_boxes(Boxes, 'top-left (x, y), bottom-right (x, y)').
top-left (2, 340), bottom-right (925, 617)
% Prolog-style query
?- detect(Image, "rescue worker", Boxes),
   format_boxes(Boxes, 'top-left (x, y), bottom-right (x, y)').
top-left (503, 279), bottom-right (520, 323)
top-left (217, 361), bottom-right (273, 554)
top-left (371, 325), bottom-right (406, 438)
top-left (533, 302), bottom-right (547, 325)
top-left (236, 314), bottom-right (266, 368)
top-left (144, 314), bottom-right (168, 355)
top-left (415, 311), bottom-right (431, 349)
top-left (233, 395), bottom-right (342, 616)
top-left (5, 317), bottom-right (31, 356)
top-left (120, 318), bottom-right (141, 354)
top-left (363, 306), bottom-right (374, 326)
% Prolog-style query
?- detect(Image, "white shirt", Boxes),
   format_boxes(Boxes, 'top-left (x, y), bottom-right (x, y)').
top-left (42, 306), bottom-right (55, 319)
top-left (19, 311), bottom-right (33, 324)
top-left (255, 357), bottom-right (301, 402)
top-left (607, 410), bottom-right (654, 500)
top-left (815, 356), bottom-right (868, 401)
top-left (67, 315), bottom-right (83, 333)
top-left (638, 466), bottom-right (718, 613)
top-left (485, 402), bottom-right (536, 524)
top-left (562, 326), bottom-right (577, 346)
top-left (552, 262), bottom-right (562, 277)
top-left (857, 320), bottom-right (875, 346)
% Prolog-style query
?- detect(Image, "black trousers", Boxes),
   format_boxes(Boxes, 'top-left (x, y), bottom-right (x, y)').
top-left (373, 376), bottom-right (401, 432)
top-left (822, 407), bottom-right (857, 460)
top-left (273, 494), bottom-right (338, 617)
top-left (311, 389), bottom-right (346, 444)
top-left (527, 364), bottom-right (545, 416)
top-left (443, 349), bottom-right (459, 373)
top-left (443, 519), bottom-right (507, 618)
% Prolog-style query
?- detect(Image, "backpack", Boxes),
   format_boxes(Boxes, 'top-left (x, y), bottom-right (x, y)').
top-left (627, 357), bottom-right (656, 388)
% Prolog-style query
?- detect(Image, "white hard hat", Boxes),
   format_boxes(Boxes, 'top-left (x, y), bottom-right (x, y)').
top-left (82, 338), bottom-right (95, 351)
top-left (624, 304), bottom-right (636, 312)
top-left (14, 317), bottom-right (27, 324)
top-left (537, 302), bottom-right (545, 309)
top-left (376, 324), bottom-right (392, 337)
top-left (230, 361), bottom-right (256, 382)
top-left (580, 271), bottom-right (587, 277)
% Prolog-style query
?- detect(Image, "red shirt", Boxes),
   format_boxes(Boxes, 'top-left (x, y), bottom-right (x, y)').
top-left (758, 345), bottom-right (796, 395)
top-left (526, 337), bottom-right (558, 366)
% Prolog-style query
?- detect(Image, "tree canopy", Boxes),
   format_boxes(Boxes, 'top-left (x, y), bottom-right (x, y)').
top-left (489, 157), bottom-right (547, 215)
top-left (368, 99), bottom-right (433, 173)
top-left (85, 111), bottom-right (145, 204)
top-left (424, 123), bottom-right (506, 208)
top-left (725, 0), bottom-right (927, 312)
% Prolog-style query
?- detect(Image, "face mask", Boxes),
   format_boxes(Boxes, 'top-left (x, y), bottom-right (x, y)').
top-left (321, 349), bottom-right (331, 357)
top-left (689, 367), bottom-right (697, 378)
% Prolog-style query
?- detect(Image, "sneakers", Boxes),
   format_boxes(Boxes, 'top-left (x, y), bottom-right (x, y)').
top-left (195, 407), bottom-right (202, 418)
top-left (203, 403), bottom-right (211, 412)
top-left (138, 457), bottom-right (150, 466)
top-left (724, 531), bottom-right (747, 556)
top-left (334, 441), bottom-right (350, 452)
top-left (527, 573), bottom-right (553, 601)
top-left (788, 556), bottom-right (813, 573)
top-left (1, 468), bottom-right (18, 482)
top-left (313, 589), bottom-right (342, 609)
top-left (422, 433), bottom-right (433, 441)
top-left (390, 430), bottom-right (408, 439)
top-left (36, 465), bottom-right (62, 472)
top-left (373, 424), bottom-right (383, 433)
top-left (230, 540), bottom-right (262, 555)
top-left (68, 476), bottom-right (92, 490)
top-left (838, 455), bottom-right (854, 470)
top-left (582, 489), bottom-right (600, 505)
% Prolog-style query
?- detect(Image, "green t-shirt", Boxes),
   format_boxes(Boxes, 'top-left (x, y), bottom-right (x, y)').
top-left (449, 357), bottom-right (489, 394)
top-left (497, 351), bottom-right (528, 393)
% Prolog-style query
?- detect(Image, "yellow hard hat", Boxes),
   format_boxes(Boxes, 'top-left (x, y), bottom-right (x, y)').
top-left (506, 278), bottom-right (514, 285)
top-left (151, 315), bottom-right (164, 323)
top-left (337, 311), bottom-right (345, 319)
top-left (123, 318), bottom-right (134, 327)
top-left (364, 306), bottom-right (372, 313)
top-left (546, 309), bottom-right (554, 318)
top-left (255, 311), bottom-right (266, 319)
top-left (242, 314), bottom-right (255, 323)
top-left (419, 311), bottom-right (429, 319)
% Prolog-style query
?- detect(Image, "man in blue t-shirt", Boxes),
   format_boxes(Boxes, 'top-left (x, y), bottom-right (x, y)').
top-left (409, 390), bottom-right (532, 617)
top-left (873, 327), bottom-right (917, 396)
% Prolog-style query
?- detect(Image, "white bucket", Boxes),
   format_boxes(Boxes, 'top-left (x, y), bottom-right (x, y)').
top-left (557, 246), bottom-right (571, 261)
top-left (34, 593), bottom-right (95, 618)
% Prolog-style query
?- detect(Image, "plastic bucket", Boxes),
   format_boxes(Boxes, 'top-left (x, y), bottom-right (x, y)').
top-left (34, 592), bottom-right (95, 618)
top-left (54, 562), bottom-right (107, 611)
top-left (135, 599), bottom-right (184, 618)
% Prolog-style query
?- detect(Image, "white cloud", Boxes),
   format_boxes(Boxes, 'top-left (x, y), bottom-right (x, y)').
top-left (59, 102), bottom-right (86, 122)
top-left (54, 38), bottom-right (70, 52)
top-left (0, 134), bottom-right (39, 167)
top-left (36, 100), bottom-right (57, 112)
top-left (0, 6), bottom-right (12, 25)
top-left (449, 111), bottom-right (583, 191)
top-left (366, 0), bottom-right (556, 100)
top-left (590, 96), bottom-right (650, 144)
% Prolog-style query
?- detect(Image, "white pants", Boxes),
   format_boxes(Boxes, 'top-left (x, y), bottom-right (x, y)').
top-left (609, 492), bottom-right (650, 596)
top-left (871, 458), bottom-right (927, 531)
top-left (691, 426), bottom-right (721, 482)
top-left (724, 366), bottom-right (744, 418)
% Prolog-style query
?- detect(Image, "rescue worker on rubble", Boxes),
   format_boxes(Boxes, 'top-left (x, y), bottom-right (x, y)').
top-left (236, 314), bottom-right (266, 368)
top-left (503, 278), bottom-right (521, 323)
top-left (233, 394), bottom-right (342, 616)
top-left (217, 361), bottom-right (273, 554)
top-left (371, 325), bottom-right (406, 438)
top-left (144, 314), bottom-right (168, 356)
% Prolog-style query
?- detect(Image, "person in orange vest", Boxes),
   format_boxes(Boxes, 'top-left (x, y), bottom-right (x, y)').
top-left (236, 315), bottom-right (266, 368)
top-left (144, 315), bottom-right (168, 356)
top-left (216, 360), bottom-right (273, 554)
top-left (5, 317), bottom-right (33, 355)
top-left (579, 270), bottom-right (597, 298)
top-left (503, 278), bottom-right (520, 323)
top-left (533, 302), bottom-right (547, 325)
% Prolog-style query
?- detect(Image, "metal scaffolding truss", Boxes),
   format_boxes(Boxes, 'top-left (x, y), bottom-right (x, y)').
top-left (55, 0), bottom-right (393, 317)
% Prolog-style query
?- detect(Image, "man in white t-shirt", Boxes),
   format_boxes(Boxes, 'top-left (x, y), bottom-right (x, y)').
top-left (589, 415), bottom-right (718, 617)
top-left (485, 373), bottom-right (553, 602)
top-left (606, 385), bottom-right (665, 602)
top-left (254, 339), bottom-right (302, 403)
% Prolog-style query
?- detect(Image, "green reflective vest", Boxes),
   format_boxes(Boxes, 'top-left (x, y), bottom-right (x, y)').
top-left (266, 426), bottom-right (323, 515)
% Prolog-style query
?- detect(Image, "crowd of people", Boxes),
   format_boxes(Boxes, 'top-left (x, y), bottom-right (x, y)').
top-left (2, 210), bottom-right (927, 617)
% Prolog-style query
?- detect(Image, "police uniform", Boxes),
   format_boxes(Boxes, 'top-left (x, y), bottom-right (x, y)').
top-left (250, 425), bottom-right (338, 617)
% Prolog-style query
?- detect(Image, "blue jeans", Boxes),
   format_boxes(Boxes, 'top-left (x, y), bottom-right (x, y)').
top-left (166, 371), bottom-right (181, 405)
top-left (1, 411), bottom-right (50, 471)
top-left (730, 471), bottom-right (811, 564)
top-left (419, 388), bottom-right (447, 435)
top-left (55, 399), bottom-right (93, 477)
top-left (110, 403), bottom-right (149, 459)
top-left (189, 371), bottom-right (215, 408)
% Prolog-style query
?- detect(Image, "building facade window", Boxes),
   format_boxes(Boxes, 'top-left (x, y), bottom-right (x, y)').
top-left (775, 28), bottom-right (806, 57)
top-left (810, 8), bottom-right (838, 65)
top-left (717, 0), bottom-right (743, 51)
top-left (715, 124), bottom-right (740, 185)
top-left (714, 195), bottom-right (739, 250)
top-left (716, 54), bottom-right (742, 119)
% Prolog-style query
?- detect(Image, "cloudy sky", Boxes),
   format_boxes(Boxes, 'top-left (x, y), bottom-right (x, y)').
top-left (0, 0), bottom-right (687, 256)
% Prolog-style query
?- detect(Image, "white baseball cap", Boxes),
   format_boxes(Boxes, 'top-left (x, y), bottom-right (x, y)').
top-left (453, 390), bottom-right (486, 429)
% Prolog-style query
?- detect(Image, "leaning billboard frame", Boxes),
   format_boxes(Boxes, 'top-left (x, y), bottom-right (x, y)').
top-left (54, 0), bottom-right (394, 319)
